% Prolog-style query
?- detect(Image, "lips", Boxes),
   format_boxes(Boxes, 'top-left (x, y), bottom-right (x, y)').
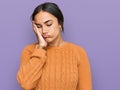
top-left (42, 35), bottom-right (50, 38)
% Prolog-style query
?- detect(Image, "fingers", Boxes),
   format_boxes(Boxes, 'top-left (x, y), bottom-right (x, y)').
top-left (32, 22), bottom-right (42, 35)
top-left (32, 22), bottom-right (42, 37)
top-left (32, 21), bottom-right (47, 48)
top-left (32, 22), bottom-right (37, 33)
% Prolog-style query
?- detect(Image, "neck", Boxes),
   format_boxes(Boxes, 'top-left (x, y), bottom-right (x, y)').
top-left (48, 34), bottom-right (64, 47)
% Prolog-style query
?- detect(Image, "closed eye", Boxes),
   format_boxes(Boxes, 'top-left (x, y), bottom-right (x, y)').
top-left (36, 24), bottom-right (42, 28)
top-left (44, 20), bottom-right (53, 27)
top-left (46, 23), bottom-right (52, 27)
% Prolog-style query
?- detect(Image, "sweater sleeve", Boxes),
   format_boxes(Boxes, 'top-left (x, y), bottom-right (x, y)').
top-left (17, 45), bottom-right (47, 90)
top-left (77, 47), bottom-right (92, 90)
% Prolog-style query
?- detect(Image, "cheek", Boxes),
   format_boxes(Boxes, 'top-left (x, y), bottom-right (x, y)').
top-left (50, 26), bottom-right (60, 36)
top-left (50, 23), bottom-right (60, 33)
top-left (38, 29), bottom-right (42, 34)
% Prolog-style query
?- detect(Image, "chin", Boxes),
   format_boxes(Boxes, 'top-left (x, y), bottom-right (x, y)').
top-left (46, 38), bottom-right (55, 44)
top-left (45, 38), bottom-right (52, 43)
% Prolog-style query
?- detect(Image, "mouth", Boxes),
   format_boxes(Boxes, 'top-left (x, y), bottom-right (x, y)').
top-left (43, 35), bottom-right (50, 39)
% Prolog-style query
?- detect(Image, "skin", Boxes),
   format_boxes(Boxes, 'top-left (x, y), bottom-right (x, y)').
top-left (32, 11), bottom-right (64, 49)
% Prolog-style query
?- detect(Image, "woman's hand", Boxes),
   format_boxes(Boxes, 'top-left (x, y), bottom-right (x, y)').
top-left (32, 22), bottom-right (47, 49)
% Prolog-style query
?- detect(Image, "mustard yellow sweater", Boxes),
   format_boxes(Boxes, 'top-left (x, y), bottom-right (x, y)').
top-left (17, 42), bottom-right (92, 90)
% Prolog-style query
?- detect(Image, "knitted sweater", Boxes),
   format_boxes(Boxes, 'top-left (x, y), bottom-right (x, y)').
top-left (17, 42), bottom-right (92, 90)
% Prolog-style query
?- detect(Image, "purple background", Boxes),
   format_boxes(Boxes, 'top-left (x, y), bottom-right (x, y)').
top-left (0, 0), bottom-right (120, 90)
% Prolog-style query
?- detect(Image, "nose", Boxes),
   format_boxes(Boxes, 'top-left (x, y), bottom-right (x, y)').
top-left (42, 26), bottom-right (48, 34)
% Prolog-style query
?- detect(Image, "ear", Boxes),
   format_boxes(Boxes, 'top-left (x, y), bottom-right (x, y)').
top-left (59, 24), bottom-right (62, 29)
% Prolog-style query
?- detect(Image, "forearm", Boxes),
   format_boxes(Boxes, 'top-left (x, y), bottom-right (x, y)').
top-left (77, 65), bottom-right (92, 90)
top-left (77, 47), bottom-right (92, 90)
top-left (17, 48), bottom-right (46, 89)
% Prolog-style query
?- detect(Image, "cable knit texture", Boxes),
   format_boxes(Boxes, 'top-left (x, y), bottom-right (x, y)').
top-left (17, 42), bottom-right (92, 90)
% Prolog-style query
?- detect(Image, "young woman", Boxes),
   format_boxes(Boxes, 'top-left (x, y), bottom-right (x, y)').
top-left (17, 2), bottom-right (92, 90)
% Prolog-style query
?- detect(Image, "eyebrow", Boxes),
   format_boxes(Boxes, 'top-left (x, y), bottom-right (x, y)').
top-left (35, 20), bottom-right (52, 25)
top-left (44, 20), bottom-right (52, 24)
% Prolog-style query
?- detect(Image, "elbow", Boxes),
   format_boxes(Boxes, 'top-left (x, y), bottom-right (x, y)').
top-left (20, 82), bottom-right (36, 90)
top-left (17, 79), bottom-right (36, 90)
top-left (17, 74), bottom-right (36, 90)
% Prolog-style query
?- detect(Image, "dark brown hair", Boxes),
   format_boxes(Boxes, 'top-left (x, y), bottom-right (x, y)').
top-left (31, 2), bottom-right (64, 31)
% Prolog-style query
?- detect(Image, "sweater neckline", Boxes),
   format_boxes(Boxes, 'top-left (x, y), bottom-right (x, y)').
top-left (47, 42), bottom-right (69, 50)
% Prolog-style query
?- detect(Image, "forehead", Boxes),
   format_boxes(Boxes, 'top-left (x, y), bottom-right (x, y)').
top-left (34, 11), bottom-right (57, 23)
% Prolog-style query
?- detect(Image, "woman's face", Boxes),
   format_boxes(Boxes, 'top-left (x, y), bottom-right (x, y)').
top-left (33, 11), bottom-right (62, 43)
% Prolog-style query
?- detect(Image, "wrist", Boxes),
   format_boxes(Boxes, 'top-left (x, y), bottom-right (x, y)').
top-left (36, 44), bottom-right (43, 49)
top-left (36, 44), bottom-right (46, 49)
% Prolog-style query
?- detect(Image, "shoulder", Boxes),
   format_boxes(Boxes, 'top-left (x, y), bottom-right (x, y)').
top-left (66, 42), bottom-right (88, 56)
top-left (66, 42), bottom-right (89, 65)
top-left (66, 42), bottom-right (85, 51)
